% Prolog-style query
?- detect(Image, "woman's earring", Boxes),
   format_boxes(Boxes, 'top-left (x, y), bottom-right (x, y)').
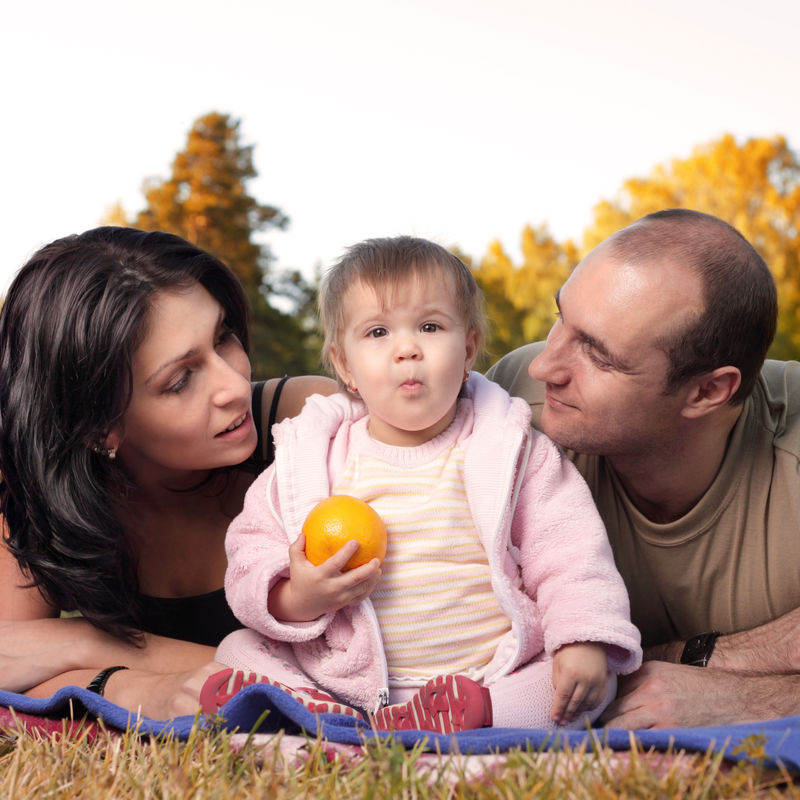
top-left (92, 445), bottom-right (117, 460)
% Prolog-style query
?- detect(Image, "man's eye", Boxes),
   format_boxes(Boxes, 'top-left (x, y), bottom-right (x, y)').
top-left (584, 345), bottom-right (612, 370)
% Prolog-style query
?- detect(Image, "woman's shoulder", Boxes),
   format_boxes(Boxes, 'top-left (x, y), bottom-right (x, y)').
top-left (257, 375), bottom-right (338, 424)
top-left (245, 375), bottom-right (339, 472)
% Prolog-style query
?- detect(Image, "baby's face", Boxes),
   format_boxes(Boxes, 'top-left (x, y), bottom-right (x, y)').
top-left (333, 270), bottom-right (478, 447)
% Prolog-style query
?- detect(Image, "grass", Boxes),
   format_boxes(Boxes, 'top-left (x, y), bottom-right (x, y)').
top-left (0, 718), bottom-right (798, 799)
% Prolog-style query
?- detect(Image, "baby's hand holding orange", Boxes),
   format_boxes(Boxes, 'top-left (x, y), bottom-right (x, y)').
top-left (303, 495), bottom-right (388, 570)
top-left (272, 530), bottom-right (382, 622)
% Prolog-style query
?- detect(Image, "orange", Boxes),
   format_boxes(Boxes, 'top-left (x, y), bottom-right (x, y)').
top-left (303, 495), bottom-right (387, 571)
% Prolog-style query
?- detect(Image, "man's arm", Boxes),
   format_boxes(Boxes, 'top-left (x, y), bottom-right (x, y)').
top-left (600, 662), bottom-right (800, 729)
top-left (708, 607), bottom-right (800, 673)
top-left (601, 608), bottom-right (800, 728)
top-left (644, 607), bottom-right (800, 673)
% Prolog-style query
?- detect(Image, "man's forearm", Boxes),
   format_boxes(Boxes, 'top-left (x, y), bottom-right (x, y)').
top-left (601, 662), bottom-right (800, 729)
top-left (711, 608), bottom-right (800, 673)
top-left (643, 640), bottom-right (683, 663)
top-left (692, 670), bottom-right (800, 725)
top-left (643, 606), bottom-right (800, 673)
top-left (734, 672), bottom-right (800, 720)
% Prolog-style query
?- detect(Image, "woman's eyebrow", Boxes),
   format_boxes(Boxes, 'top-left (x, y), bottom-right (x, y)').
top-left (145, 348), bottom-right (198, 386)
top-left (146, 307), bottom-right (225, 385)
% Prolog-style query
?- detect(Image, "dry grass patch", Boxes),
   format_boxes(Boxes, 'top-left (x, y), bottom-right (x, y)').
top-left (0, 719), bottom-right (797, 799)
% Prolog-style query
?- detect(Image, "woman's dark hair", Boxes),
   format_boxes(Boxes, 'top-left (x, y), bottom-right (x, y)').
top-left (0, 227), bottom-right (249, 641)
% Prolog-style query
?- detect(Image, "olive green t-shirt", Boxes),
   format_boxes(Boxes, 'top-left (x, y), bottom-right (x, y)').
top-left (487, 345), bottom-right (800, 647)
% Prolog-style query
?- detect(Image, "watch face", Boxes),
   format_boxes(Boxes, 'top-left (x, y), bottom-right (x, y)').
top-left (681, 633), bottom-right (719, 666)
top-left (682, 637), bottom-right (706, 663)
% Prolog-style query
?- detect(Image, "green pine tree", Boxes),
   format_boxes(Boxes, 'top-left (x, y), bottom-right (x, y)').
top-left (116, 111), bottom-right (322, 377)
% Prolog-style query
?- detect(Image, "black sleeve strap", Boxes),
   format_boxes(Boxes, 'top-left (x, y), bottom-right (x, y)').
top-left (265, 375), bottom-right (290, 467)
top-left (251, 380), bottom-right (266, 465)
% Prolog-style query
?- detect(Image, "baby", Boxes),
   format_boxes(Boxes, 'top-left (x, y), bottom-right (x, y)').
top-left (215, 235), bottom-right (641, 732)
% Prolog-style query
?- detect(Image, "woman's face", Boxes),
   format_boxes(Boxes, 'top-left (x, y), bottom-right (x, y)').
top-left (111, 283), bottom-right (256, 486)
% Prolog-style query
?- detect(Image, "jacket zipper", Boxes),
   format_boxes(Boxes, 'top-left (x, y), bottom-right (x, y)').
top-left (362, 598), bottom-right (390, 713)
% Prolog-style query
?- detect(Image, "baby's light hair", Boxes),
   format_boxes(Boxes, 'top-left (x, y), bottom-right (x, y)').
top-left (318, 236), bottom-right (487, 383)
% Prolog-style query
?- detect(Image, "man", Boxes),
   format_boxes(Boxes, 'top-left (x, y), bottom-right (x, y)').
top-left (486, 209), bottom-right (800, 729)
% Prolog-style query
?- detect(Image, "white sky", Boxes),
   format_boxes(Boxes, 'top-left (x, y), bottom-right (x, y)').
top-left (3, 0), bottom-right (799, 294)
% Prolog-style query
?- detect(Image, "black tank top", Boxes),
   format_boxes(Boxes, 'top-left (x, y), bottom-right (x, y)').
top-left (136, 378), bottom-right (288, 646)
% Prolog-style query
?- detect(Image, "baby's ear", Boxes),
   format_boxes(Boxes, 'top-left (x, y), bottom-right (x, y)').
top-left (328, 343), bottom-right (351, 386)
top-left (465, 328), bottom-right (480, 370)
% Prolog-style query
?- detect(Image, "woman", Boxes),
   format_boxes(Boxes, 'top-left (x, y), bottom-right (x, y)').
top-left (0, 226), bottom-right (335, 718)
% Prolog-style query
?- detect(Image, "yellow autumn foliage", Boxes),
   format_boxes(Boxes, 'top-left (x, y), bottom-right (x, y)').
top-left (479, 135), bottom-right (800, 361)
top-left (473, 224), bottom-right (578, 363)
top-left (581, 134), bottom-right (800, 358)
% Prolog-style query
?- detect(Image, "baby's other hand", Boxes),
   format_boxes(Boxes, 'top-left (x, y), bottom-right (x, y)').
top-left (551, 642), bottom-right (609, 725)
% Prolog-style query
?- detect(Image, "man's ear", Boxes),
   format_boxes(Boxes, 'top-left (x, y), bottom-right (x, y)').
top-left (681, 367), bottom-right (742, 419)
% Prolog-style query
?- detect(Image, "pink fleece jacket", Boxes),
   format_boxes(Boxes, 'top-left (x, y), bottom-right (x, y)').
top-left (225, 372), bottom-right (641, 713)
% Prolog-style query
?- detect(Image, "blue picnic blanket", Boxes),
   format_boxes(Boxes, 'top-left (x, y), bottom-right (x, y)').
top-left (0, 684), bottom-right (797, 771)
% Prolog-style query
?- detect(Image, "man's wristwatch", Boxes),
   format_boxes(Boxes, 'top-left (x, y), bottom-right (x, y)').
top-left (680, 631), bottom-right (721, 667)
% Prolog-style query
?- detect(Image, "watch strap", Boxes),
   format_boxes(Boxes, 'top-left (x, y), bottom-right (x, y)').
top-left (86, 665), bottom-right (129, 695)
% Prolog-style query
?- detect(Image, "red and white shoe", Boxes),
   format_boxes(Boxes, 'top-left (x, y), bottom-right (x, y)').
top-left (372, 674), bottom-right (492, 734)
top-left (199, 667), bottom-right (365, 719)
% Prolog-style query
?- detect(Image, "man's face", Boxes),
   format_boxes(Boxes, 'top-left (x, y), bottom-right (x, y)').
top-left (529, 241), bottom-right (704, 461)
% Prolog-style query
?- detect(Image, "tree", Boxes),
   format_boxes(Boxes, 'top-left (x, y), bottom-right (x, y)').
top-left (581, 135), bottom-right (800, 358)
top-left (114, 112), bottom-right (321, 377)
top-left (471, 225), bottom-right (577, 365)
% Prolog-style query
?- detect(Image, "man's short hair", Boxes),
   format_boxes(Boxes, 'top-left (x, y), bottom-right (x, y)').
top-left (608, 209), bottom-right (777, 403)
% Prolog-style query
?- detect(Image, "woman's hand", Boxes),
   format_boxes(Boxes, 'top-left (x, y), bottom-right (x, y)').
top-left (551, 641), bottom-right (609, 724)
top-left (103, 661), bottom-right (226, 720)
top-left (268, 534), bottom-right (382, 622)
